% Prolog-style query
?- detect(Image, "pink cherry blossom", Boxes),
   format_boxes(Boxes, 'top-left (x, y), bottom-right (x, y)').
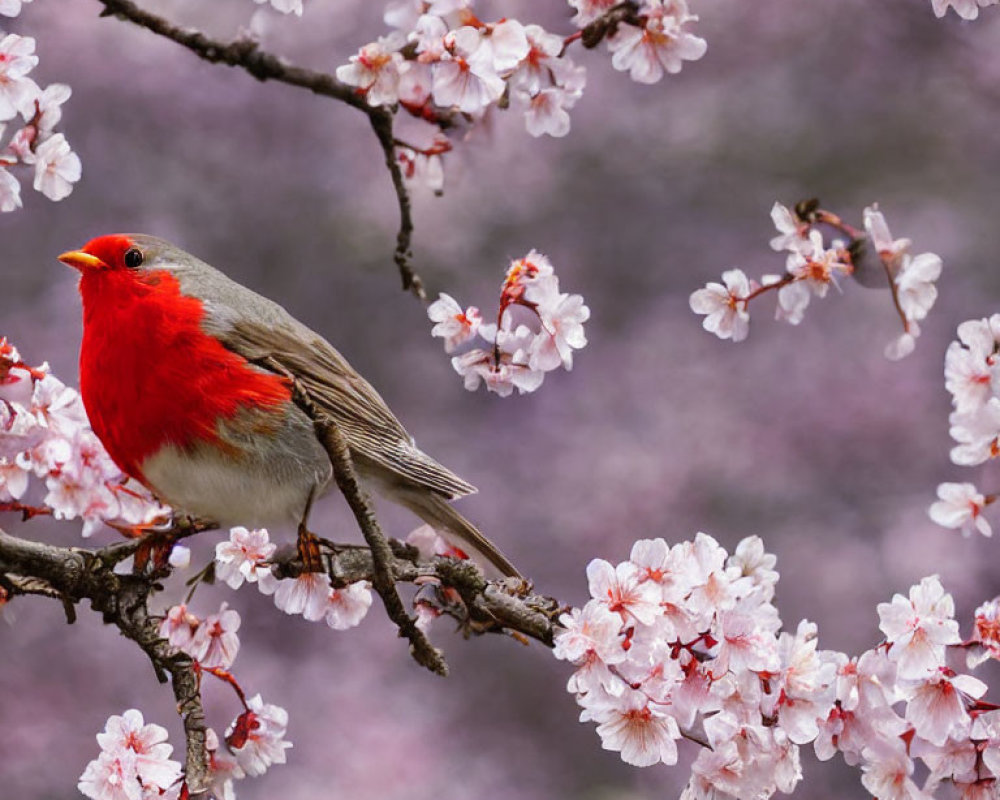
top-left (591, 689), bottom-right (681, 767)
top-left (895, 251), bottom-right (942, 323)
top-left (863, 204), bottom-right (911, 271)
top-left (689, 268), bottom-right (752, 342)
top-left (903, 669), bottom-right (985, 746)
top-left (929, 482), bottom-right (992, 537)
top-left (335, 35), bottom-right (405, 107)
top-left (769, 202), bottom-right (811, 254)
top-left (0, 33), bottom-right (39, 121)
top-left (272, 571), bottom-right (332, 620)
top-left (79, 709), bottom-right (182, 799)
top-left (227, 694), bottom-right (292, 777)
top-left (428, 293), bottom-right (482, 353)
top-left (877, 576), bottom-right (961, 680)
top-left (325, 580), bottom-right (373, 630)
top-left (215, 526), bottom-right (278, 590)
top-left (607, 0), bottom-right (706, 84)
top-left (432, 48), bottom-right (504, 114)
top-left (0, 164), bottom-right (20, 211)
top-left (931, 0), bottom-right (999, 19)
top-left (587, 558), bottom-right (661, 625)
top-left (553, 602), bottom-right (627, 666)
top-left (189, 602), bottom-right (241, 669)
top-left (568, 0), bottom-right (617, 27)
top-left (0, 0), bottom-right (31, 17)
top-left (159, 604), bottom-right (200, 651)
top-left (32, 132), bottom-right (81, 200)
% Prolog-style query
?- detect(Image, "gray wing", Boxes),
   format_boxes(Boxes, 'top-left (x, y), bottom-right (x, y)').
top-left (222, 317), bottom-right (478, 500)
top-left (148, 238), bottom-right (477, 501)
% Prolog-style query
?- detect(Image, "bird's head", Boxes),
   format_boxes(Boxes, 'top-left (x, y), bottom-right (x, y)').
top-left (58, 234), bottom-right (186, 278)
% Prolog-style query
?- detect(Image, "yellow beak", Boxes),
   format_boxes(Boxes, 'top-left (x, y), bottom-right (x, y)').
top-left (58, 250), bottom-right (108, 272)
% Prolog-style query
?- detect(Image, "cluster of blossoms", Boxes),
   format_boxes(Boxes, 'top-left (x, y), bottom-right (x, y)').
top-left (0, 339), bottom-right (166, 536)
top-left (0, 11), bottom-right (80, 211)
top-left (689, 202), bottom-right (942, 361)
top-left (428, 250), bottom-right (589, 397)
top-left (214, 525), bottom-right (374, 629)
top-left (931, 0), bottom-right (999, 19)
top-left (554, 534), bottom-right (1000, 799)
top-left (927, 316), bottom-right (1000, 539)
top-left (334, 0), bottom-right (704, 192)
top-left (78, 699), bottom-right (291, 800)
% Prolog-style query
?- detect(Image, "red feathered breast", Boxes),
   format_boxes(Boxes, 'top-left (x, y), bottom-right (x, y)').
top-left (78, 269), bottom-right (292, 482)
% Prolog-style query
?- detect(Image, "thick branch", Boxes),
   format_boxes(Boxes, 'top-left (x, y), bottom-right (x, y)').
top-left (94, 0), bottom-right (424, 299)
top-left (0, 528), bottom-right (212, 794)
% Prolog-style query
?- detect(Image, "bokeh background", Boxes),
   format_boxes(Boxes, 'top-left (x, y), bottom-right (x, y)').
top-left (4, 1), bottom-right (1000, 797)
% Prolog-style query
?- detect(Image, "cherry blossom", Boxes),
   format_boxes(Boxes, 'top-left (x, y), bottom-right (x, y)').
top-left (689, 268), bottom-right (752, 342)
top-left (325, 580), bottom-right (373, 630)
top-left (215, 526), bottom-right (278, 590)
top-left (0, 33), bottom-right (38, 121)
top-left (590, 689), bottom-right (681, 767)
top-left (272, 571), bottom-right (332, 619)
top-left (32, 132), bottom-right (81, 200)
top-left (607, 0), bottom-right (707, 84)
top-left (877, 576), bottom-right (961, 680)
top-left (189, 602), bottom-right (242, 669)
top-left (770, 202), bottom-right (811, 254)
top-left (945, 317), bottom-right (1000, 414)
top-left (968, 598), bottom-right (1000, 668)
top-left (158, 604), bottom-right (200, 651)
top-left (79, 709), bottom-right (182, 800)
top-left (226, 694), bottom-right (293, 777)
top-left (931, 0), bottom-right (1000, 19)
top-left (0, 0), bottom-right (31, 18)
top-left (863, 204), bottom-right (911, 271)
top-left (0, 163), bottom-right (19, 210)
top-left (428, 293), bottom-right (481, 353)
top-left (587, 558), bottom-right (661, 625)
top-left (430, 252), bottom-right (588, 396)
top-left (950, 397), bottom-right (1000, 466)
top-left (929, 482), bottom-right (992, 537)
top-left (335, 35), bottom-right (406, 106)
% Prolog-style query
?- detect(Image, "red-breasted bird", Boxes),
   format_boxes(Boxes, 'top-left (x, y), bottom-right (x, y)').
top-left (58, 234), bottom-right (519, 577)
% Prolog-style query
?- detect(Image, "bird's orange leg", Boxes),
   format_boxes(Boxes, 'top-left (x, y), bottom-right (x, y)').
top-left (296, 486), bottom-right (323, 573)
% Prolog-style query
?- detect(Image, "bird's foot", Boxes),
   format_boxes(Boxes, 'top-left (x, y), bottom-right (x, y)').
top-left (296, 525), bottom-right (324, 573)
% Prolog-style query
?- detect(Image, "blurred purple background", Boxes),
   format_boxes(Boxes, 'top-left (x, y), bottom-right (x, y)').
top-left (4, 0), bottom-right (1000, 797)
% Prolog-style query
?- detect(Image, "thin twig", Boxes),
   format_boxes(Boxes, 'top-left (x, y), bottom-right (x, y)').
top-left (93, 0), bottom-right (424, 299)
top-left (271, 364), bottom-right (449, 675)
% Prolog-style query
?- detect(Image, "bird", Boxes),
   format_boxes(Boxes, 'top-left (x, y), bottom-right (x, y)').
top-left (58, 234), bottom-right (520, 578)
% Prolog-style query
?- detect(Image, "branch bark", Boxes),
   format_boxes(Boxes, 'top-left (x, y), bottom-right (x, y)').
top-left (1, 519), bottom-right (562, 792)
top-left (0, 528), bottom-right (212, 794)
top-left (93, 0), bottom-right (425, 299)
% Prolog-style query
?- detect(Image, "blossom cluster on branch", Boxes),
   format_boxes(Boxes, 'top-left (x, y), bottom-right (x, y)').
top-left (0, 338), bottom-right (166, 535)
top-left (689, 202), bottom-right (943, 361)
top-left (427, 250), bottom-right (590, 396)
top-left (0, 2), bottom-right (80, 211)
top-left (928, 316), bottom-right (1000, 540)
top-left (332, 0), bottom-right (704, 194)
top-left (554, 534), bottom-right (1000, 800)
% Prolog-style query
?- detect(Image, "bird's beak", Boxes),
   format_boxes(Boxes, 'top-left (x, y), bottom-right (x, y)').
top-left (58, 250), bottom-right (108, 272)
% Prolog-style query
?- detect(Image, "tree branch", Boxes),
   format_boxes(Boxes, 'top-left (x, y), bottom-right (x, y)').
top-left (0, 527), bottom-right (212, 794)
top-left (93, 0), bottom-right (425, 299)
top-left (268, 361), bottom-right (450, 675)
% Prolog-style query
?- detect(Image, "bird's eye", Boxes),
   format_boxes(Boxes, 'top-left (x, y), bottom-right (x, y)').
top-left (123, 248), bottom-right (144, 269)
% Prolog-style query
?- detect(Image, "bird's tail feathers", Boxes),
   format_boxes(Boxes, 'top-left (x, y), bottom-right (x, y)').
top-left (393, 490), bottom-right (521, 579)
